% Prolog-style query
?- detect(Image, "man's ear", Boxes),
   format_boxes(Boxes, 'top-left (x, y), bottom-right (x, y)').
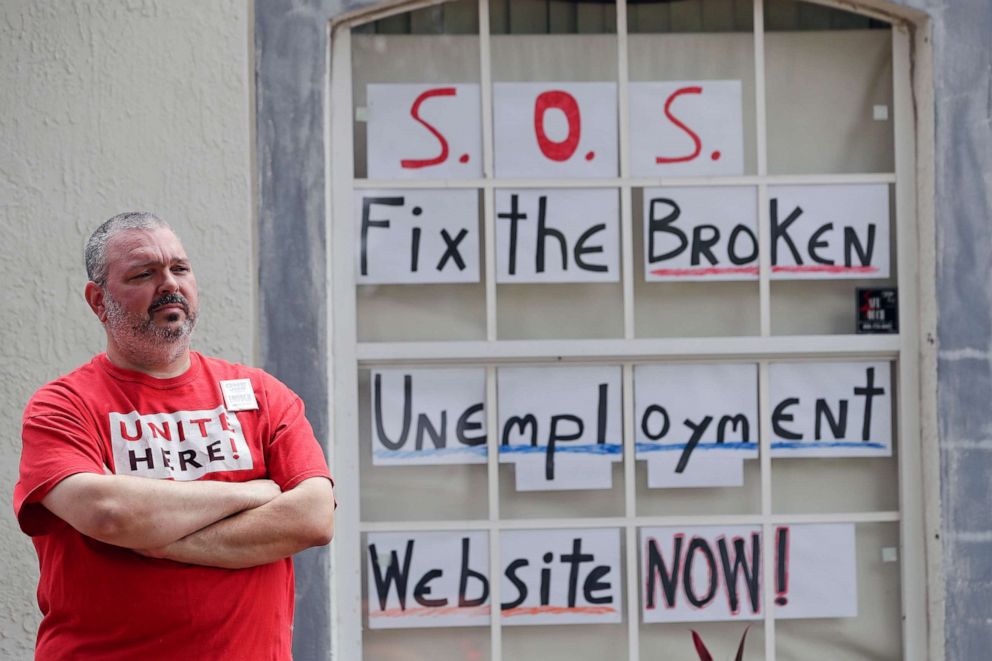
top-left (84, 282), bottom-right (108, 322)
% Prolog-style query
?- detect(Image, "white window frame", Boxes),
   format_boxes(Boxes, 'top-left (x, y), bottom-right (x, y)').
top-left (326, 1), bottom-right (935, 659)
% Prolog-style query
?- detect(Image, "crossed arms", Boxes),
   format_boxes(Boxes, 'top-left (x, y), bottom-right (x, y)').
top-left (42, 473), bottom-right (335, 569)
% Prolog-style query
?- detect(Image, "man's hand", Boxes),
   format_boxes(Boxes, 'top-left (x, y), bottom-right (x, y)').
top-left (135, 477), bottom-right (334, 569)
top-left (42, 474), bottom-right (282, 550)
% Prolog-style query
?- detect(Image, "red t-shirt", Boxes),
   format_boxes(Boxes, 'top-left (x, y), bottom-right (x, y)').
top-left (14, 352), bottom-right (332, 661)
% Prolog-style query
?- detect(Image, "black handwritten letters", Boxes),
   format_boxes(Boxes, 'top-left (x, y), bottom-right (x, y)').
top-left (357, 190), bottom-right (480, 284)
top-left (367, 529), bottom-right (622, 629)
top-left (645, 184), bottom-right (890, 281)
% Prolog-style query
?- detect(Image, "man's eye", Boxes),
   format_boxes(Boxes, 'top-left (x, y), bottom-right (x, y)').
top-left (131, 272), bottom-right (151, 280)
top-left (172, 266), bottom-right (190, 274)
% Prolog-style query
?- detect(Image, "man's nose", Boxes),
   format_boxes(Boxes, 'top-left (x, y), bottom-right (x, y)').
top-left (158, 270), bottom-right (179, 293)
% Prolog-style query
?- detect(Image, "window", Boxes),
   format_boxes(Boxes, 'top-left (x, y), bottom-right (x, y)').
top-left (328, 1), bottom-right (925, 658)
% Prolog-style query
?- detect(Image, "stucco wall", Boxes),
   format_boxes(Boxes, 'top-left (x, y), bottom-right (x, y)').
top-left (0, 1), bottom-right (253, 657)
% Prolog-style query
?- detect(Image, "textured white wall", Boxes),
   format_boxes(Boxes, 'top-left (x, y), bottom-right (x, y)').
top-left (0, 1), bottom-right (253, 656)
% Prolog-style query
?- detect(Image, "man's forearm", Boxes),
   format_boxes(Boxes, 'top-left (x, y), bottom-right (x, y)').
top-left (42, 473), bottom-right (281, 550)
top-left (140, 477), bottom-right (335, 569)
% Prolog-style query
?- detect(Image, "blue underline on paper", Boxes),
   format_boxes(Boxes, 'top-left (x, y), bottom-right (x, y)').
top-left (499, 444), bottom-right (623, 456)
top-left (635, 442), bottom-right (756, 453)
top-left (374, 446), bottom-right (488, 459)
top-left (770, 441), bottom-right (886, 450)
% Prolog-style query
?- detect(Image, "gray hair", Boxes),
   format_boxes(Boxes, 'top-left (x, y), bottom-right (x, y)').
top-left (85, 212), bottom-right (171, 285)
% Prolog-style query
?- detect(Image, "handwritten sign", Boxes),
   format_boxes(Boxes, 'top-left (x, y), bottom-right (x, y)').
top-left (494, 82), bottom-right (618, 178)
top-left (629, 81), bottom-right (744, 177)
top-left (644, 186), bottom-right (758, 281)
top-left (634, 363), bottom-right (758, 488)
top-left (370, 368), bottom-right (487, 465)
top-left (367, 530), bottom-right (490, 629)
top-left (501, 528), bottom-right (622, 626)
top-left (767, 184), bottom-right (889, 279)
top-left (641, 524), bottom-right (857, 623)
top-left (495, 189), bottom-right (620, 283)
top-left (644, 184), bottom-right (890, 281)
top-left (769, 361), bottom-right (892, 457)
top-left (367, 528), bottom-right (622, 629)
top-left (356, 189), bottom-right (480, 284)
top-left (498, 366), bottom-right (622, 491)
top-left (367, 83), bottom-right (482, 180)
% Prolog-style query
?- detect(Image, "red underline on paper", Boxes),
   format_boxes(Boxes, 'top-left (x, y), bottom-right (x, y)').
top-left (650, 266), bottom-right (758, 277)
top-left (370, 605), bottom-right (491, 618)
top-left (649, 265), bottom-right (879, 277)
top-left (501, 606), bottom-right (618, 617)
top-left (772, 265), bottom-right (879, 274)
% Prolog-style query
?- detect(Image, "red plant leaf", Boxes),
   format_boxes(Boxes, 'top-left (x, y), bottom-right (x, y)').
top-left (734, 626), bottom-right (751, 661)
top-left (691, 630), bottom-right (714, 661)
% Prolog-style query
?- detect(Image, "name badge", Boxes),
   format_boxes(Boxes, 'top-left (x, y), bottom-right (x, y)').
top-left (220, 379), bottom-right (259, 411)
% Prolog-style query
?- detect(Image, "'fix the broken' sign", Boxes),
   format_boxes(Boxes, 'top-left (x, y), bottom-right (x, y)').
top-left (644, 184), bottom-right (889, 281)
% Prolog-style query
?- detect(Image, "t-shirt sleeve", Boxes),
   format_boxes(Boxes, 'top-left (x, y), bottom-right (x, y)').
top-left (15, 390), bottom-right (108, 536)
top-left (258, 372), bottom-right (333, 492)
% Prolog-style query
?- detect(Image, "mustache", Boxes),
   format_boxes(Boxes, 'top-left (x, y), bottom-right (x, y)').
top-left (148, 293), bottom-right (190, 315)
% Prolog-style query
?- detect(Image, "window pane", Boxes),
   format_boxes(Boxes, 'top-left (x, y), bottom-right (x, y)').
top-left (771, 360), bottom-right (899, 514)
top-left (628, 0), bottom-right (758, 176)
top-left (633, 187), bottom-right (761, 338)
top-left (776, 522), bottom-right (903, 660)
top-left (765, 1), bottom-right (893, 174)
top-left (358, 369), bottom-right (490, 522)
top-left (356, 190), bottom-right (487, 342)
top-left (770, 184), bottom-right (896, 336)
top-left (352, 1), bottom-right (481, 179)
top-left (640, 622), bottom-right (766, 661)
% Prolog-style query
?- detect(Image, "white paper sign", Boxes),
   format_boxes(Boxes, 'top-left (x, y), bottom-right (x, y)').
top-left (629, 81), bottom-right (744, 177)
top-left (356, 189), bottom-right (480, 284)
top-left (498, 365), bottom-right (622, 491)
top-left (370, 369), bottom-right (487, 465)
top-left (642, 184), bottom-right (890, 281)
top-left (494, 82), bottom-right (618, 178)
top-left (495, 189), bottom-right (620, 283)
top-left (641, 524), bottom-right (857, 623)
top-left (769, 361), bottom-right (892, 457)
top-left (768, 184), bottom-right (890, 279)
top-left (367, 531), bottom-right (490, 629)
top-left (367, 83), bottom-right (482, 180)
top-left (643, 187), bottom-right (758, 281)
top-left (501, 528), bottom-right (622, 626)
top-left (635, 363), bottom-right (758, 488)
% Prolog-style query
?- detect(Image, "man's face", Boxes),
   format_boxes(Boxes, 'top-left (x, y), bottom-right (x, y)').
top-left (99, 227), bottom-right (199, 347)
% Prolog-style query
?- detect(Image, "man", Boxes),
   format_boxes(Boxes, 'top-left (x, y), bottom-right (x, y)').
top-left (14, 212), bottom-right (335, 660)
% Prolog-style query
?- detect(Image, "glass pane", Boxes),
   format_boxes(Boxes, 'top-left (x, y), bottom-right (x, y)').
top-left (640, 621), bottom-right (766, 661)
top-left (356, 190), bottom-right (487, 342)
top-left (636, 458), bottom-right (761, 516)
top-left (772, 360), bottom-right (899, 514)
top-left (628, 0), bottom-right (758, 176)
top-left (765, 0), bottom-right (893, 174)
top-left (491, 0), bottom-right (617, 35)
top-left (361, 531), bottom-right (492, 660)
top-left (499, 462), bottom-right (626, 519)
top-left (770, 184), bottom-right (896, 336)
top-left (358, 369), bottom-right (490, 522)
top-left (629, 0), bottom-right (754, 33)
top-left (776, 522), bottom-right (903, 660)
top-left (633, 188), bottom-right (761, 338)
top-left (496, 188), bottom-right (624, 340)
top-left (352, 1), bottom-right (481, 179)
top-left (504, 622), bottom-right (628, 660)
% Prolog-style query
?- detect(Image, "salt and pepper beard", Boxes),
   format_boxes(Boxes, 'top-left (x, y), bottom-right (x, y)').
top-left (102, 289), bottom-right (198, 368)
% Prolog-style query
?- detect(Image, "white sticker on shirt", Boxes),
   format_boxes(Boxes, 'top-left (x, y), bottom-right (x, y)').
top-left (110, 406), bottom-right (254, 480)
top-left (220, 378), bottom-right (259, 411)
